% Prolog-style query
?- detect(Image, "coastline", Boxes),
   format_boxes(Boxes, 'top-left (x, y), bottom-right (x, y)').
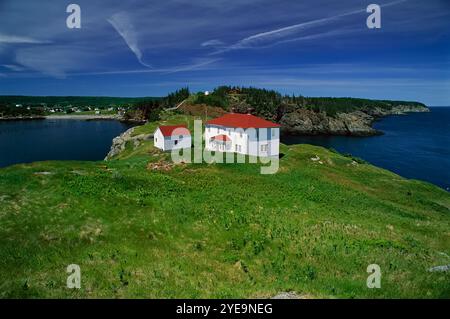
top-left (0, 114), bottom-right (146, 124)
top-left (1, 104), bottom-right (430, 136)
top-left (0, 116), bottom-right (46, 121)
top-left (280, 104), bottom-right (430, 137)
top-left (45, 114), bottom-right (120, 120)
top-left (0, 114), bottom-right (119, 121)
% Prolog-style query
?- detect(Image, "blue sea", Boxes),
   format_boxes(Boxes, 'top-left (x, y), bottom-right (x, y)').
top-left (282, 107), bottom-right (450, 191)
top-left (0, 119), bottom-right (134, 168)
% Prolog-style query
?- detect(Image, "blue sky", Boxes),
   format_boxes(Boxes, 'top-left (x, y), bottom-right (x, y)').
top-left (0, 0), bottom-right (449, 105)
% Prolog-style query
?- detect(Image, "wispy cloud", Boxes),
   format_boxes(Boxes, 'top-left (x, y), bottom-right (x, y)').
top-left (2, 64), bottom-right (26, 71)
top-left (15, 46), bottom-right (98, 78)
top-left (211, 0), bottom-right (408, 54)
top-left (0, 33), bottom-right (50, 44)
top-left (201, 39), bottom-right (225, 48)
top-left (0, 0), bottom-right (448, 105)
top-left (72, 57), bottom-right (220, 76)
top-left (107, 12), bottom-right (152, 68)
top-left (163, 58), bottom-right (220, 74)
top-left (210, 11), bottom-right (360, 54)
top-left (251, 28), bottom-right (361, 49)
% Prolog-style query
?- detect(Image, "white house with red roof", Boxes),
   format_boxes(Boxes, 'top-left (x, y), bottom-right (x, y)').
top-left (205, 113), bottom-right (281, 157)
top-left (154, 125), bottom-right (191, 151)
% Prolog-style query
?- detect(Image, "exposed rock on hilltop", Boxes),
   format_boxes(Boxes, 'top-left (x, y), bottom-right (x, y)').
top-left (180, 86), bottom-right (430, 136)
top-left (280, 104), bottom-right (429, 136)
top-left (366, 104), bottom-right (430, 116)
top-left (280, 109), bottom-right (377, 136)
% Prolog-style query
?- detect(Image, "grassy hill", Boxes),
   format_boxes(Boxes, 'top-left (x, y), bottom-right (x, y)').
top-left (0, 114), bottom-right (449, 298)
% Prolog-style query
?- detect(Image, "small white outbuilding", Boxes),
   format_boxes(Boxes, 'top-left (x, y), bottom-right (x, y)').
top-left (154, 125), bottom-right (191, 151)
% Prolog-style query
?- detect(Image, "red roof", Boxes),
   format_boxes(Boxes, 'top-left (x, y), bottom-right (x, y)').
top-left (158, 125), bottom-right (190, 137)
top-left (206, 113), bottom-right (281, 129)
top-left (211, 134), bottom-right (231, 142)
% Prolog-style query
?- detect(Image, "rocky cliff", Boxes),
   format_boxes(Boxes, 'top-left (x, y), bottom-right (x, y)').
top-left (105, 127), bottom-right (153, 160)
top-left (280, 104), bottom-right (429, 136)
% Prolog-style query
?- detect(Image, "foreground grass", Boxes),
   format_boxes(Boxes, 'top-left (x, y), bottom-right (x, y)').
top-left (0, 134), bottom-right (449, 298)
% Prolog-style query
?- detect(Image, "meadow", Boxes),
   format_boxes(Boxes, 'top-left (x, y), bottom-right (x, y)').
top-left (0, 115), bottom-right (449, 298)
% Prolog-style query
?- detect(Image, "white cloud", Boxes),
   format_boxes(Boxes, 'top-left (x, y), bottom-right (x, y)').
top-left (163, 58), bottom-right (220, 74)
top-left (15, 49), bottom-right (67, 78)
top-left (2, 64), bottom-right (25, 71)
top-left (0, 34), bottom-right (50, 44)
top-left (211, 0), bottom-right (408, 54)
top-left (15, 46), bottom-right (97, 78)
top-left (201, 39), bottom-right (225, 47)
top-left (211, 11), bottom-right (359, 54)
top-left (107, 12), bottom-right (152, 68)
top-left (72, 57), bottom-right (220, 76)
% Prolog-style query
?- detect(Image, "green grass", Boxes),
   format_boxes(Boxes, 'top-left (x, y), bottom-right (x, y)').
top-left (0, 118), bottom-right (449, 298)
top-left (112, 114), bottom-right (198, 160)
top-left (131, 113), bottom-right (195, 137)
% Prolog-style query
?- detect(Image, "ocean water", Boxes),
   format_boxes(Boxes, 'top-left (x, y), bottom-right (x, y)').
top-left (282, 107), bottom-right (450, 191)
top-left (0, 119), bottom-right (134, 168)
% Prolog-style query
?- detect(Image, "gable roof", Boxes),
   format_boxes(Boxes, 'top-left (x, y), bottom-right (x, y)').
top-left (157, 125), bottom-right (190, 137)
top-left (206, 113), bottom-right (281, 129)
top-left (211, 134), bottom-right (231, 142)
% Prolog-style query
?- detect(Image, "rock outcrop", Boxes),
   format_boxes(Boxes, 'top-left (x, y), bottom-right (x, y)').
top-left (428, 264), bottom-right (450, 272)
top-left (104, 127), bottom-right (152, 160)
top-left (280, 104), bottom-right (429, 136)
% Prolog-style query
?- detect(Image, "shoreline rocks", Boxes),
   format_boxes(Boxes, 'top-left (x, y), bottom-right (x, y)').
top-left (104, 127), bottom-right (153, 160)
top-left (280, 104), bottom-right (429, 136)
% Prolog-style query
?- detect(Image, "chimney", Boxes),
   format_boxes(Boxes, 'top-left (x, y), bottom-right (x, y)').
top-left (246, 107), bottom-right (254, 114)
top-left (231, 107), bottom-right (236, 113)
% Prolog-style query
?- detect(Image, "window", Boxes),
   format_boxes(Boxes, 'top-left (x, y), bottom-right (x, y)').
top-left (272, 129), bottom-right (275, 137)
top-left (174, 140), bottom-right (178, 145)
top-left (155, 138), bottom-right (157, 142)
top-left (235, 144), bottom-right (238, 152)
top-left (261, 144), bottom-right (268, 152)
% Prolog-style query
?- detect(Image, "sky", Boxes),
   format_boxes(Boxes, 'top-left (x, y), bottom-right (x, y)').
top-left (0, 0), bottom-right (449, 105)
